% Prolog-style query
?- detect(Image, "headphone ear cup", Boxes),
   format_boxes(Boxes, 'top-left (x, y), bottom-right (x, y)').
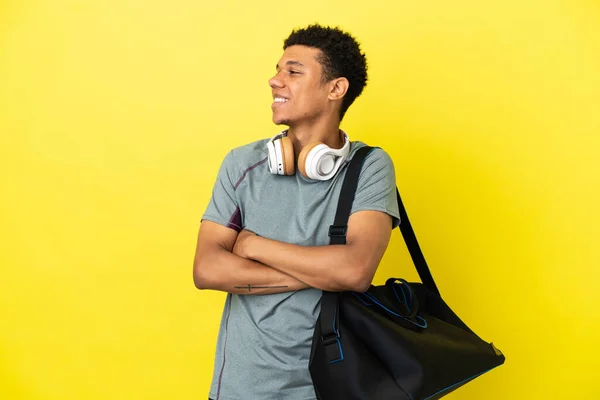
top-left (297, 142), bottom-right (323, 178)
top-left (280, 136), bottom-right (295, 175)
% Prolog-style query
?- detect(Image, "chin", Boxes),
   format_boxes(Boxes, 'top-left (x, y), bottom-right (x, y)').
top-left (272, 115), bottom-right (291, 126)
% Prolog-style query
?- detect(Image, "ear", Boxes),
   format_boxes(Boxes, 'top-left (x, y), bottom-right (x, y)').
top-left (328, 77), bottom-right (349, 101)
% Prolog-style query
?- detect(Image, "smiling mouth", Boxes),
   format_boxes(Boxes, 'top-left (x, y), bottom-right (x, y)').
top-left (272, 97), bottom-right (289, 108)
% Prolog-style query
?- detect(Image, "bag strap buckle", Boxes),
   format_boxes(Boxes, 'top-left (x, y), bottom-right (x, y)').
top-left (328, 225), bottom-right (347, 238)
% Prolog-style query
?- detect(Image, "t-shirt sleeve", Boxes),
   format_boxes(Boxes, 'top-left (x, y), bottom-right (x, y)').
top-left (201, 150), bottom-right (243, 232)
top-left (350, 147), bottom-right (400, 228)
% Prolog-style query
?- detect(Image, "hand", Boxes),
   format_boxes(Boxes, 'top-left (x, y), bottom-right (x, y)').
top-left (232, 229), bottom-right (258, 259)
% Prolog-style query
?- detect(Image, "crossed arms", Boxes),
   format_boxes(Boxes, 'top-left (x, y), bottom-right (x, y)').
top-left (192, 210), bottom-right (393, 295)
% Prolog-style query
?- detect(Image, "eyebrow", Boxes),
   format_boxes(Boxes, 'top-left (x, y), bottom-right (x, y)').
top-left (276, 60), bottom-right (305, 70)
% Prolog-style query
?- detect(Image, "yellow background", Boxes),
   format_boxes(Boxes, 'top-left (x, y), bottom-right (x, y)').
top-left (1, 0), bottom-right (599, 398)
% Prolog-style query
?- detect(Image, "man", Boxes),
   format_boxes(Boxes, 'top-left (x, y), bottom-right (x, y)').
top-left (193, 24), bottom-right (400, 400)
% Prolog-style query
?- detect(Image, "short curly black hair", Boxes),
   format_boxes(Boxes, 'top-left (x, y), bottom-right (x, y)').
top-left (283, 24), bottom-right (368, 121)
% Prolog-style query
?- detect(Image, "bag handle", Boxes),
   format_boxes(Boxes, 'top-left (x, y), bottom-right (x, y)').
top-left (319, 146), bottom-right (440, 359)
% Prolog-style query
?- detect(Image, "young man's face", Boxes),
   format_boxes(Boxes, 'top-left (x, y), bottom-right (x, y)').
top-left (269, 45), bottom-right (333, 127)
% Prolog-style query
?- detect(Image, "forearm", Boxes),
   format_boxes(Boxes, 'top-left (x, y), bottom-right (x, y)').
top-left (194, 246), bottom-right (311, 295)
top-left (247, 237), bottom-right (370, 292)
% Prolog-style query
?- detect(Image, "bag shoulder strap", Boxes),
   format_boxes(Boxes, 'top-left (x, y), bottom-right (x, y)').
top-left (318, 146), bottom-right (374, 361)
top-left (328, 144), bottom-right (440, 294)
top-left (319, 145), bottom-right (441, 359)
top-left (328, 146), bottom-right (373, 245)
top-left (395, 188), bottom-right (440, 295)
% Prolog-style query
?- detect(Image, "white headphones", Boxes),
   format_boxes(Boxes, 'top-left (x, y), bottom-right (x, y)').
top-left (266, 130), bottom-right (351, 181)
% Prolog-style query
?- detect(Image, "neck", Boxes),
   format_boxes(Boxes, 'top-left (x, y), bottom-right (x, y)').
top-left (286, 118), bottom-right (344, 159)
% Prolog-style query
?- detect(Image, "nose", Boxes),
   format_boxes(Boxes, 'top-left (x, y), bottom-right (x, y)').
top-left (269, 72), bottom-right (284, 89)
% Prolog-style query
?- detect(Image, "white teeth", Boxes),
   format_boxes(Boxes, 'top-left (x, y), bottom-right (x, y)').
top-left (274, 98), bottom-right (288, 103)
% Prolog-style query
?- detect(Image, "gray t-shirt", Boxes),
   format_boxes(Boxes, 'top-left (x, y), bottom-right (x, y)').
top-left (201, 137), bottom-right (400, 400)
